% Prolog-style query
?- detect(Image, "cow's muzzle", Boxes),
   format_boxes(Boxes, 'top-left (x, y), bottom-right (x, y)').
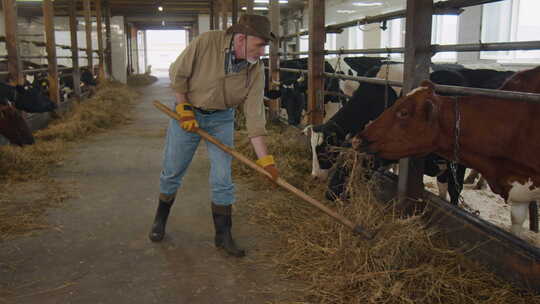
top-left (356, 136), bottom-right (374, 154)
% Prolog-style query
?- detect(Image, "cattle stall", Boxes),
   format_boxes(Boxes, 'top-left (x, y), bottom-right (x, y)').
top-left (0, 0), bottom-right (202, 142)
top-left (262, 0), bottom-right (540, 293)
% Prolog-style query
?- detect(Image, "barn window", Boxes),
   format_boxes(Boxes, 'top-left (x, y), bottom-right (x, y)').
top-left (299, 30), bottom-right (308, 58)
top-left (481, 0), bottom-right (540, 63)
top-left (380, 18), bottom-right (404, 59)
top-left (325, 33), bottom-right (338, 57)
top-left (348, 26), bottom-right (364, 50)
top-left (431, 15), bottom-right (458, 62)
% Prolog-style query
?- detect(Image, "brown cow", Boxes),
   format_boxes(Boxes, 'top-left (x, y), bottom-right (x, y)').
top-left (0, 101), bottom-right (34, 146)
top-left (360, 66), bottom-right (540, 237)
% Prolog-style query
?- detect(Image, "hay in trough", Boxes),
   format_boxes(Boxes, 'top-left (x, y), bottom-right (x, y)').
top-left (0, 80), bottom-right (137, 240)
top-left (127, 74), bottom-right (159, 86)
top-left (233, 126), bottom-right (540, 304)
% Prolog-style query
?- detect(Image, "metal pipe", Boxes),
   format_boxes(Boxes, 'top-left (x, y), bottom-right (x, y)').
top-left (280, 0), bottom-right (504, 41)
top-left (433, 84), bottom-right (540, 104)
top-left (283, 47), bottom-right (405, 56)
top-left (323, 71), bottom-right (403, 87)
top-left (326, 47), bottom-right (405, 55)
top-left (275, 40), bottom-right (540, 56)
top-left (15, 66), bottom-right (73, 74)
top-left (276, 68), bottom-right (540, 104)
top-left (432, 40), bottom-right (540, 53)
top-left (21, 56), bottom-right (75, 59)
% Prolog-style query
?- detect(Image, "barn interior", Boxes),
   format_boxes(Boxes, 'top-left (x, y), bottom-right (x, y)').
top-left (1, 0), bottom-right (540, 303)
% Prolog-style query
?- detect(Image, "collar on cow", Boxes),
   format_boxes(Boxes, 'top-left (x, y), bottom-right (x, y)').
top-left (452, 96), bottom-right (461, 163)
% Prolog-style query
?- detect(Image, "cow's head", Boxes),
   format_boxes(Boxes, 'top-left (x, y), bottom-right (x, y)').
top-left (359, 80), bottom-right (440, 160)
top-left (304, 123), bottom-right (347, 180)
top-left (14, 85), bottom-right (57, 113)
top-left (0, 102), bottom-right (35, 146)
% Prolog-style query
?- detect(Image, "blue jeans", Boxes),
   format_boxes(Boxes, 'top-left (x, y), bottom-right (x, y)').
top-left (160, 108), bottom-right (235, 206)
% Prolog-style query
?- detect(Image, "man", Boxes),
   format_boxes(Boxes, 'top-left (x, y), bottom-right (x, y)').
top-left (149, 14), bottom-right (279, 258)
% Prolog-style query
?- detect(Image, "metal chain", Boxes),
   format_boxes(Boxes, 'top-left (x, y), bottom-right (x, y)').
top-left (450, 97), bottom-right (480, 216)
top-left (383, 49), bottom-right (391, 109)
top-left (335, 47), bottom-right (344, 74)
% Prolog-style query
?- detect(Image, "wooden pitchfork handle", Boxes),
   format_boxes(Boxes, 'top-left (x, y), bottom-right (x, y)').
top-left (153, 100), bottom-right (376, 240)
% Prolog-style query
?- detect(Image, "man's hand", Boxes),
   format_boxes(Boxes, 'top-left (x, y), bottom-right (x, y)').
top-left (176, 103), bottom-right (199, 132)
top-left (256, 155), bottom-right (279, 181)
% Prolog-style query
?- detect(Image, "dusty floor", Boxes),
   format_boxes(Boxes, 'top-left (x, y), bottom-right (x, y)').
top-left (0, 79), bottom-right (295, 303)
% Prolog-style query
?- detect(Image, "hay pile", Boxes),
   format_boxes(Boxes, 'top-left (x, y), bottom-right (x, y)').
top-left (0, 80), bottom-right (137, 240)
top-left (232, 126), bottom-right (540, 304)
top-left (127, 74), bottom-right (159, 86)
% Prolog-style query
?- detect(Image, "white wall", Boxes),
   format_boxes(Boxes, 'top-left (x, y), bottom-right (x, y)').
top-left (457, 5), bottom-right (482, 63)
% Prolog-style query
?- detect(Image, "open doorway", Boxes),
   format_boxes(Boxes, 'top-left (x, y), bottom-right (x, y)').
top-left (146, 30), bottom-right (187, 77)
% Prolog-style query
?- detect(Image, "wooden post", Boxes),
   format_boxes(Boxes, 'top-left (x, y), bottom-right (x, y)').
top-left (192, 18), bottom-right (199, 38)
top-left (398, 0), bottom-right (434, 204)
top-left (221, 0), bottom-right (228, 31)
top-left (95, 0), bottom-right (105, 80)
top-left (84, 0), bottom-right (93, 74)
top-left (2, 0), bottom-right (23, 84)
top-left (131, 26), bottom-right (138, 74)
top-left (231, 0), bottom-right (238, 24)
top-left (104, 0), bottom-right (112, 78)
top-left (307, 0), bottom-right (325, 125)
top-left (210, 0), bottom-right (215, 30)
top-left (69, 0), bottom-right (82, 100)
top-left (294, 19), bottom-right (300, 59)
top-left (213, 0), bottom-right (220, 30)
top-left (282, 15), bottom-right (288, 58)
top-left (143, 31), bottom-right (148, 74)
top-left (125, 22), bottom-right (131, 75)
top-left (43, 0), bottom-right (60, 104)
top-left (246, 0), bottom-right (254, 14)
top-left (268, 0), bottom-right (280, 121)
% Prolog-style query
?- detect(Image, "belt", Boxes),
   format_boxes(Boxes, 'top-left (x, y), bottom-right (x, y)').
top-left (193, 107), bottom-right (224, 114)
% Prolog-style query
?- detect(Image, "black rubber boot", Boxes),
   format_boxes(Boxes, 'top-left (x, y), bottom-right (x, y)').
top-left (149, 195), bottom-right (175, 242)
top-left (211, 203), bottom-right (245, 257)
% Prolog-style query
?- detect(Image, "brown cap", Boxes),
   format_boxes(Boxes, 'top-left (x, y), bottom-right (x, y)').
top-left (225, 14), bottom-right (276, 42)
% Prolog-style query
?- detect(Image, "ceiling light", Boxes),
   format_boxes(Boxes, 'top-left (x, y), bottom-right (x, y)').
top-left (254, 0), bottom-right (288, 3)
top-left (337, 10), bottom-right (356, 14)
top-left (241, 6), bottom-right (269, 10)
top-left (352, 2), bottom-right (383, 7)
top-left (158, 6), bottom-right (163, 11)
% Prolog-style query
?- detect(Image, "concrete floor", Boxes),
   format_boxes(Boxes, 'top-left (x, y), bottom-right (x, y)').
top-left (0, 79), bottom-right (293, 303)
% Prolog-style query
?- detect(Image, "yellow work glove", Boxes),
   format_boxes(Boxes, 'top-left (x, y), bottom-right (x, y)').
top-left (176, 103), bottom-right (199, 132)
top-left (256, 155), bottom-right (279, 181)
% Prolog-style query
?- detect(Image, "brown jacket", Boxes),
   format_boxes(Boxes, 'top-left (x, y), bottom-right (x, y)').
top-left (169, 30), bottom-right (267, 137)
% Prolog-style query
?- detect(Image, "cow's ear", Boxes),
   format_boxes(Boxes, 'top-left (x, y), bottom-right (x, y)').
top-left (424, 99), bottom-right (438, 123)
top-left (420, 80), bottom-right (435, 94)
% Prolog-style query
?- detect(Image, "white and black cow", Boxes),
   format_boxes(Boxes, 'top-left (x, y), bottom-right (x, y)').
top-left (303, 62), bottom-right (399, 183)
top-left (0, 82), bottom-right (56, 113)
top-left (0, 82), bottom-right (58, 146)
top-left (305, 63), bottom-right (515, 203)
